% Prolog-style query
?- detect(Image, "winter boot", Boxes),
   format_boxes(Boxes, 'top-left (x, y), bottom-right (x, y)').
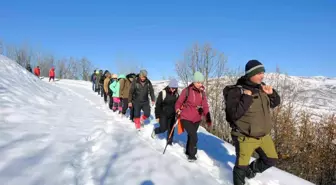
top-left (246, 166), bottom-right (256, 179)
top-left (233, 166), bottom-right (247, 185)
top-left (134, 118), bottom-right (141, 130)
top-left (140, 115), bottom-right (147, 127)
top-left (187, 155), bottom-right (197, 162)
top-left (249, 158), bottom-right (272, 174)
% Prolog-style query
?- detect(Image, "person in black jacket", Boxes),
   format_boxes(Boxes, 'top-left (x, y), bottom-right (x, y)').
top-left (128, 70), bottom-right (155, 130)
top-left (151, 79), bottom-right (179, 145)
top-left (26, 63), bottom-right (32, 73)
top-left (91, 70), bottom-right (97, 92)
top-left (99, 70), bottom-right (109, 98)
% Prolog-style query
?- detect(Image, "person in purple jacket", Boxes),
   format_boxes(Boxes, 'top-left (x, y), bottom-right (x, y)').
top-left (175, 71), bottom-right (212, 162)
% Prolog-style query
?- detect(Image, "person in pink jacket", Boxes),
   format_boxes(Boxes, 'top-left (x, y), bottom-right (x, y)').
top-left (175, 71), bottom-right (212, 162)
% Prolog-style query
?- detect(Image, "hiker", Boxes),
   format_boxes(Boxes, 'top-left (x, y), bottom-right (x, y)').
top-left (98, 70), bottom-right (107, 97)
top-left (223, 60), bottom-right (280, 185)
top-left (103, 71), bottom-right (111, 104)
top-left (49, 67), bottom-right (55, 82)
top-left (107, 74), bottom-right (118, 110)
top-left (26, 63), bottom-right (32, 73)
top-left (110, 74), bottom-right (126, 113)
top-left (119, 73), bottom-right (136, 117)
top-left (175, 71), bottom-right (212, 162)
top-left (34, 66), bottom-right (40, 77)
top-left (128, 70), bottom-right (155, 130)
top-left (151, 78), bottom-right (179, 145)
top-left (95, 70), bottom-right (103, 95)
top-left (91, 70), bottom-right (97, 92)
top-left (100, 70), bottom-right (109, 101)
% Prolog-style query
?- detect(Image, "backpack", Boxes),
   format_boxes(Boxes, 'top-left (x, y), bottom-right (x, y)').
top-left (161, 89), bottom-right (179, 101)
top-left (182, 87), bottom-right (205, 106)
top-left (99, 75), bottom-right (105, 84)
top-left (222, 85), bottom-right (243, 123)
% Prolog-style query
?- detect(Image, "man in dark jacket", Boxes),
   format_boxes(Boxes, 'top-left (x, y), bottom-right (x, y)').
top-left (151, 78), bottom-right (179, 145)
top-left (95, 70), bottom-right (102, 94)
top-left (98, 70), bottom-right (108, 98)
top-left (224, 60), bottom-right (280, 185)
top-left (128, 70), bottom-right (155, 130)
top-left (91, 70), bottom-right (96, 92)
top-left (26, 63), bottom-right (32, 73)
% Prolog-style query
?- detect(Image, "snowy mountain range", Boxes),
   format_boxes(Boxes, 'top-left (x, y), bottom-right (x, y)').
top-left (0, 55), bottom-right (317, 185)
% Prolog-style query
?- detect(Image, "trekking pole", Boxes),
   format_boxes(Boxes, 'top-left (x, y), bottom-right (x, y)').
top-left (163, 116), bottom-right (179, 154)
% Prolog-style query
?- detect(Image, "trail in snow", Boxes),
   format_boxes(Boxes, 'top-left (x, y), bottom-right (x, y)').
top-left (55, 79), bottom-right (223, 185)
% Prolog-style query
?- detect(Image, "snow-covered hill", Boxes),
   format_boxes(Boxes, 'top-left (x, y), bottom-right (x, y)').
top-left (0, 55), bottom-right (315, 185)
top-left (158, 73), bottom-right (336, 116)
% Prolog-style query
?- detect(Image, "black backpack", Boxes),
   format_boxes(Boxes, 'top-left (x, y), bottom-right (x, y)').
top-left (222, 85), bottom-right (243, 123)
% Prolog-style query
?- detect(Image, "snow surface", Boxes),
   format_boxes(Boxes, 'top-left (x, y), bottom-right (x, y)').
top-left (0, 55), bottom-right (315, 185)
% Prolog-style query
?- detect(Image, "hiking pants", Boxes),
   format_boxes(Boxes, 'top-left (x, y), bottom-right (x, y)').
top-left (100, 85), bottom-right (104, 97)
top-left (92, 82), bottom-right (95, 91)
top-left (121, 98), bottom-right (129, 115)
top-left (112, 97), bottom-right (122, 112)
top-left (129, 105), bottom-right (134, 121)
top-left (154, 115), bottom-right (176, 143)
top-left (103, 90), bottom-right (107, 103)
top-left (133, 102), bottom-right (150, 118)
top-left (232, 134), bottom-right (278, 185)
top-left (108, 94), bottom-right (113, 110)
top-left (49, 76), bottom-right (55, 82)
top-left (181, 120), bottom-right (200, 158)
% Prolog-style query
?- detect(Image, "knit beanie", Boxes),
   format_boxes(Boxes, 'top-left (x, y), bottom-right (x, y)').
top-left (168, 78), bottom-right (179, 88)
top-left (245, 60), bottom-right (265, 78)
top-left (139, 69), bottom-right (148, 77)
top-left (193, 71), bottom-right (205, 82)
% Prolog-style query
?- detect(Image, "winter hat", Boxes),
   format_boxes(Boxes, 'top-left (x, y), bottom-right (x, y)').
top-left (168, 78), bottom-right (179, 88)
top-left (193, 71), bottom-right (205, 82)
top-left (139, 70), bottom-right (148, 77)
top-left (245, 60), bottom-right (265, 78)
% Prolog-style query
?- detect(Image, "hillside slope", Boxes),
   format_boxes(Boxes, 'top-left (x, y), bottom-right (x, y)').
top-left (0, 55), bottom-right (314, 185)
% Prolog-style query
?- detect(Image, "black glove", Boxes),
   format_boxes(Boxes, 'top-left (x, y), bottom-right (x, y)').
top-left (198, 107), bottom-right (204, 115)
top-left (206, 112), bottom-right (211, 123)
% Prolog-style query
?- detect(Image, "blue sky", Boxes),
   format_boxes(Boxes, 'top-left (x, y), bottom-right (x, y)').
top-left (1, 0), bottom-right (335, 80)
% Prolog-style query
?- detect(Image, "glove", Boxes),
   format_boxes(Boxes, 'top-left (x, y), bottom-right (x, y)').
top-left (206, 112), bottom-right (212, 127)
top-left (198, 107), bottom-right (204, 115)
top-left (128, 103), bottom-right (132, 107)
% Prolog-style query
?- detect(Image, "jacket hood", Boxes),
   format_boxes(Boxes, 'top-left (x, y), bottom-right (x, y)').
top-left (118, 74), bottom-right (126, 79)
top-left (126, 73), bottom-right (136, 79)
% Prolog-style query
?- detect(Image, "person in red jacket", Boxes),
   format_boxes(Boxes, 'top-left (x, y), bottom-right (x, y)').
top-left (49, 67), bottom-right (55, 82)
top-left (34, 66), bottom-right (41, 77)
top-left (175, 71), bottom-right (212, 162)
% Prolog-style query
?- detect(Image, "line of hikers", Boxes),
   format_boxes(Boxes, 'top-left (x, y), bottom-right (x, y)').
top-left (26, 64), bottom-right (56, 82)
top-left (91, 59), bottom-right (281, 185)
